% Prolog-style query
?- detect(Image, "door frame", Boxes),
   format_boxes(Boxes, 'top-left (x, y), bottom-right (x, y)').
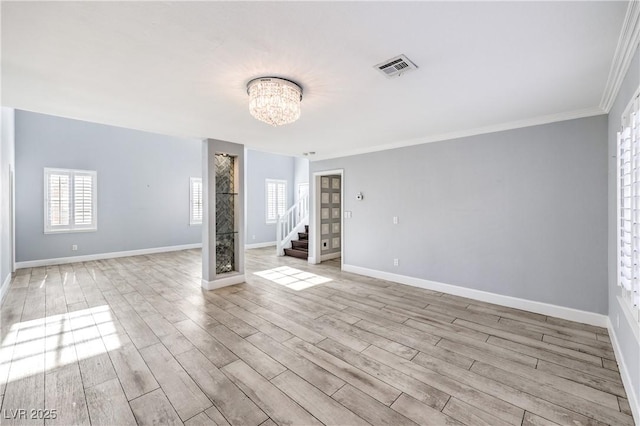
top-left (309, 169), bottom-right (343, 269)
top-left (10, 166), bottom-right (15, 273)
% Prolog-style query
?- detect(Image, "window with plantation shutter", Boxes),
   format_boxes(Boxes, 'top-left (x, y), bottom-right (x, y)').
top-left (617, 89), bottom-right (640, 323)
top-left (190, 177), bottom-right (203, 225)
top-left (44, 168), bottom-right (97, 233)
top-left (266, 179), bottom-right (287, 223)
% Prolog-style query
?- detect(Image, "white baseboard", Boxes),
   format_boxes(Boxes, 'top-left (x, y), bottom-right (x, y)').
top-left (245, 241), bottom-right (276, 250)
top-left (608, 317), bottom-right (640, 424)
top-left (342, 264), bottom-right (608, 328)
top-left (15, 243), bottom-right (203, 269)
top-left (201, 273), bottom-right (245, 290)
top-left (0, 273), bottom-right (11, 305)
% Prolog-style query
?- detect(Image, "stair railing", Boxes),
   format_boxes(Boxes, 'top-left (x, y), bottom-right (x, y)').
top-left (276, 194), bottom-right (309, 256)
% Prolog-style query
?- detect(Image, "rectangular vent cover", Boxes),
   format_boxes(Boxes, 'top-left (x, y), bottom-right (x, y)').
top-left (374, 54), bottom-right (418, 78)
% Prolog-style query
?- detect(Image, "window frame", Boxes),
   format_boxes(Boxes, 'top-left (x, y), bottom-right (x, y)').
top-left (190, 177), bottom-right (203, 226)
top-left (617, 87), bottom-right (640, 324)
top-left (44, 167), bottom-right (97, 234)
top-left (265, 179), bottom-right (287, 224)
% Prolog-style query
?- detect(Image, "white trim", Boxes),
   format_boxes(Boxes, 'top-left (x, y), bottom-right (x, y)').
top-left (246, 241), bottom-right (276, 249)
top-left (15, 243), bottom-right (202, 269)
top-left (43, 228), bottom-right (98, 235)
top-left (618, 295), bottom-right (640, 343)
top-left (265, 179), bottom-right (287, 224)
top-left (607, 316), bottom-right (640, 424)
top-left (0, 273), bottom-right (11, 306)
top-left (189, 177), bottom-right (203, 225)
top-left (10, 166), bottom-right (15, 273)
top-left (310, 107), bottom-right (604, 162)
top-left (44, 167), bottom-right (98, 233)
top-left (342, 264), bottom-right (608, 328)
top-left (622, 86), bottom-right (640, 125)
top-left (617, 87), bottom-right (640, 324)
top-left (601, 0), bottom-right (640, 112)
top-left (201, 273), bottom-right (245, 290)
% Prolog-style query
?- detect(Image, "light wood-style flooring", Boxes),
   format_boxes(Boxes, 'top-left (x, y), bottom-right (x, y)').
top-left (0, 248), bottom-right (634, 425)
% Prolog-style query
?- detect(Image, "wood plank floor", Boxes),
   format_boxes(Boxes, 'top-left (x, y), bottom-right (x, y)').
top-left (0, 247), bottom-right (634, 426)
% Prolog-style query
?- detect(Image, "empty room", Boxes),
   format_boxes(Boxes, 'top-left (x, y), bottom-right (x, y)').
top-left (1, 1), bottom-right (639, 425)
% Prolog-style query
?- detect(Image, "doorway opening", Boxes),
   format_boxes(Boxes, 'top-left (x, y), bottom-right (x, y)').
top-left (310, 169), bottom-right (343, 269)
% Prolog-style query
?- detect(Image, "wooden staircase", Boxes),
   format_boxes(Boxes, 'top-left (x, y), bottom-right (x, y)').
top-left (284, 225), bottom-right (308, 259)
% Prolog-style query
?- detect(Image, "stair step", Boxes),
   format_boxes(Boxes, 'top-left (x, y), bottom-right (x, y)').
top-left (298, 232), bottom-right (308, 240)
top-left (292, 240), bottom-right (308, 249)
top-left (284, 248), bottom-right (309, 259)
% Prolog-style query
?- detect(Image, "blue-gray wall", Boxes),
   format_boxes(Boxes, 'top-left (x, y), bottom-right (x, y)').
top-left (607, 44), bottom-right (639, 417)
top-left (245, 149), bottom-right (295, 245)
top-left (294, 156), bottom-right (309, 203)
top-left (1, 107), bottom-right (15, 295)
top-left (15, 111), bottom-right (201, 262)
top-left (311, 115), bottom-right (608, 314)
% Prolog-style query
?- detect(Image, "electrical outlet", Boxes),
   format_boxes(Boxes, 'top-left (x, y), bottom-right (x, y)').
top-left (393, 258), bottom-right (399, 266)
top-left (393, 216), bottom-right (399, 224)
top-left (252, 235), bottom-right (256, 240)
top-left (72, 245), bottom-right (78, 251)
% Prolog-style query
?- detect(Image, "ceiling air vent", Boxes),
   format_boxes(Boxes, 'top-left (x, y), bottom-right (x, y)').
top-left (374, 54), bottom-right (418, 78)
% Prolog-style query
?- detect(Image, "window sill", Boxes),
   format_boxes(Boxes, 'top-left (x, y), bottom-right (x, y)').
top-left (44, 228), bottom-right (97, 235)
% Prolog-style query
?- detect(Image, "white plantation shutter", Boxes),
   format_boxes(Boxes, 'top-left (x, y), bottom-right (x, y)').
top-left (617, 92), bottom-right (640, 322)
top-left (277, 181), bottom-right (286, 218)
top-left (266, 179), bottom-right (287, 223)
top-left (267, 182), bottom-right (276, 222)
top-left (74, 173), bottom-right (94, 226)
top-left (190, 177), bottom-right (203, 225)
top-left (44, 168), bottom-right (97, 233)
top-left (47, 173), bottom-right (70, 227)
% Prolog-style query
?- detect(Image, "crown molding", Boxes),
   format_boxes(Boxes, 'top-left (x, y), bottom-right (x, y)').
top-left (600, 0), bottom-right (640, 113)
top-left (311, 106), bottom-right (605, 162)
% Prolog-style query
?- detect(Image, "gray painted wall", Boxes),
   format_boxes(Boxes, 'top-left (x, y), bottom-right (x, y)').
top-left (15, 110), bottom-right (201, 262)
top-left (311, 115), bottom-right (608, 314)
top-left (607, 45), bottom-right (639, 414)
top-left (1, 107), bottom-right (15, 294)
top-left (294, 156), bottom-right (309, 203)
top-left (245, 149), bottom-right (295, 245)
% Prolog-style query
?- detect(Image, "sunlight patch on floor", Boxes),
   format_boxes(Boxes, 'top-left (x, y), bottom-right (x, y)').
top-left (254, 266), bottom-right (332, 290)
top-left (0, 305), bottom-right (120, 383)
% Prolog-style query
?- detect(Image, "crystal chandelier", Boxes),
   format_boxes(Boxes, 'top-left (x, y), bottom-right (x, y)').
top-left (247, 77), bottom-right (302, 126)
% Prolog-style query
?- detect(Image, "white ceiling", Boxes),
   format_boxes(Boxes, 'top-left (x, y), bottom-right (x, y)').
top-left (1, 1), bottom-right (628, 159)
